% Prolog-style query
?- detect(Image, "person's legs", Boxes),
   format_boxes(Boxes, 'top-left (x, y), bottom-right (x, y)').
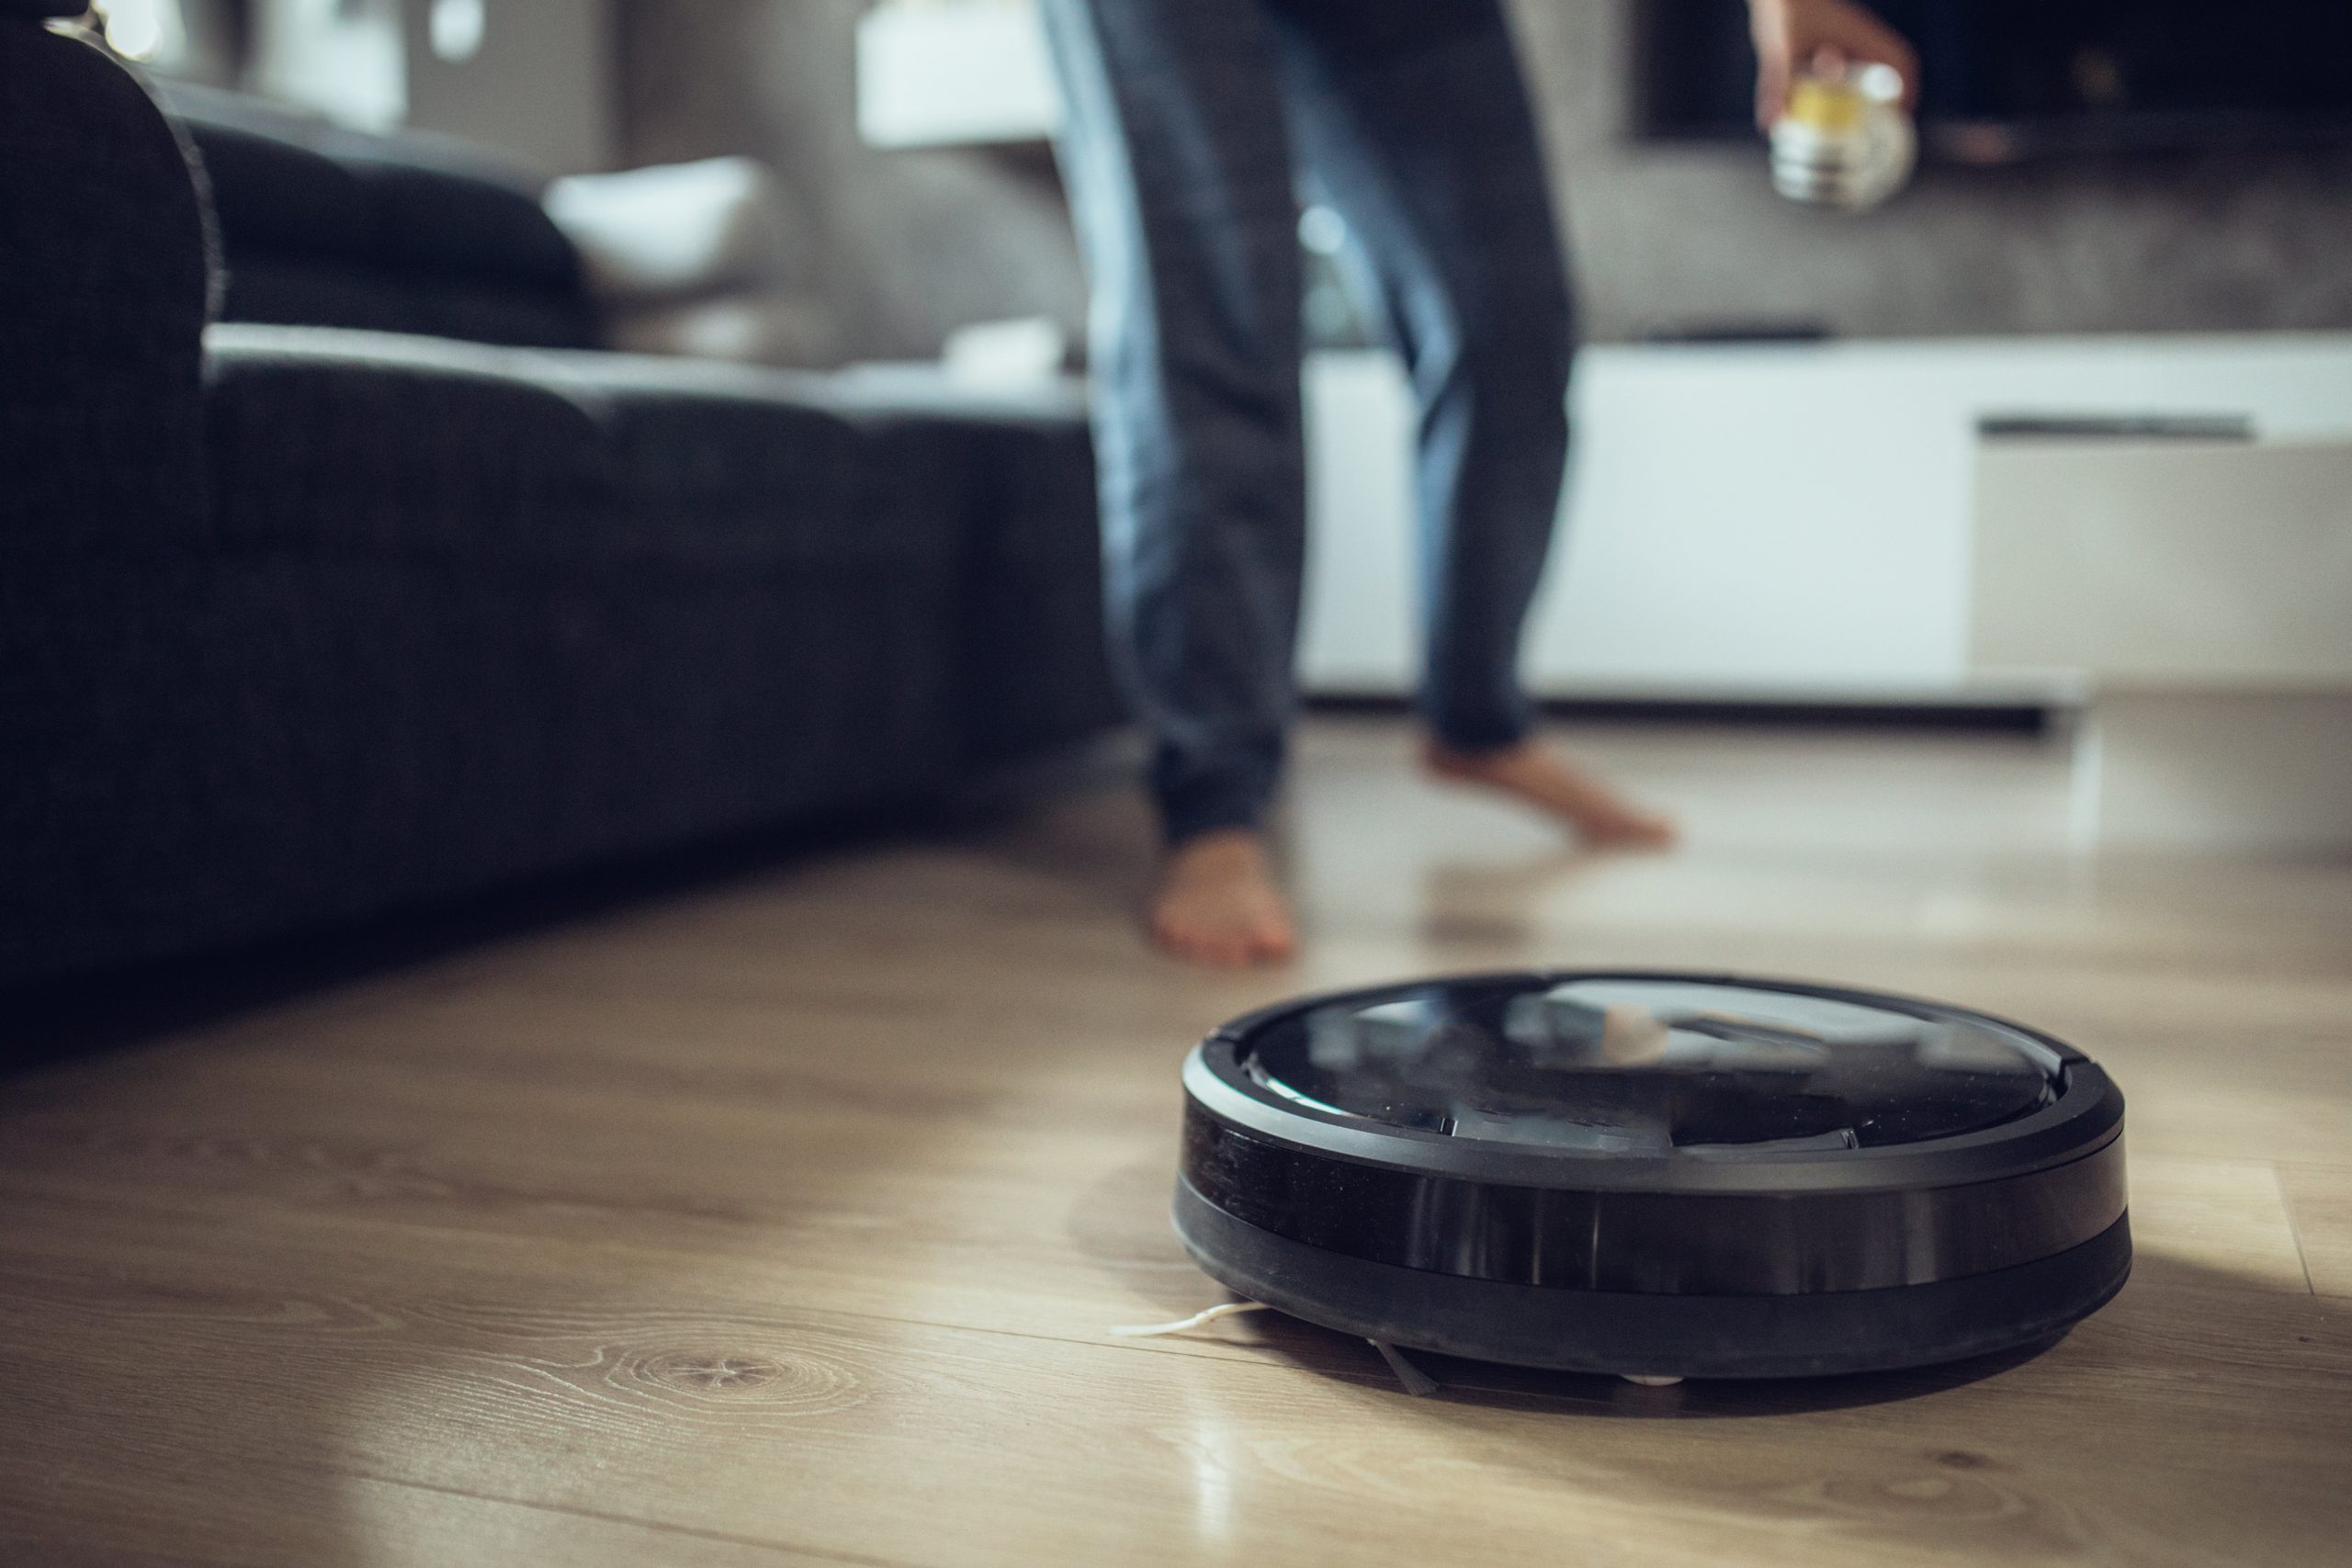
top-left (1042, 0), bottom-right (1309, 961)
top-left (1271, 0), bottom-right (1673, 845)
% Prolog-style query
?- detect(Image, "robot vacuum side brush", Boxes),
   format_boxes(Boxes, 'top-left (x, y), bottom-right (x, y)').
top-left (1172, 971), bottom-right (2130, 1383)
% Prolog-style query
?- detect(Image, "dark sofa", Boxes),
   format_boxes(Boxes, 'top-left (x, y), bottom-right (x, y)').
top-left (0, 11), bottom-right (1122, 992)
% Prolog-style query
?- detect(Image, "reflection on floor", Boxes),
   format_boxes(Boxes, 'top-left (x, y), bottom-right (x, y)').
top-left (1, 717), bottom-right (2346, 1566)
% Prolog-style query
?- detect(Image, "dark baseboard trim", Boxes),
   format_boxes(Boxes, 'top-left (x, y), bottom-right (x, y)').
top-left (1306, 693), bottom-right (2060, 736)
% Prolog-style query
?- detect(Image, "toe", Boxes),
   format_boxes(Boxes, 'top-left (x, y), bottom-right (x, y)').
top-left (1253, 919), bottom-right (1298, 963)
top-left (1200, 931), bottom-right (1249, 966)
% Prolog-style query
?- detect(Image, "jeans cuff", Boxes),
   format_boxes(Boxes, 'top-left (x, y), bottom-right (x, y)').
top-left (1423, 699), bottom-right (1532, 756)
top-left (1157, 780), bottom-right (1270, 846)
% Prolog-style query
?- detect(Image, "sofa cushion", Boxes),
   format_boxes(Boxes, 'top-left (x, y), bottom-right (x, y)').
top-left (824, 367), bottom-right (1094, 557)
top-left (514, 349), bottom-right (961, 570)
top-left (173, 114), bottom-right (379, 264)
top-left (158, 82), bottom-right (592, 348)
top-left (320, 129), bottom-right (582, 288)
top-left (201, 325), bottom-right (972, 572)
top-left (807, 367), bottom-right (1123, 758)
top-left (218, 253), bottom-right (599, 351)
top-left (204, 326), bottom-right (613, 563)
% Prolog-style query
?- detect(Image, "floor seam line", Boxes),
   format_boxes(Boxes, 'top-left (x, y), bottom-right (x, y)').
top-left (164, 1455), bottom-right (925, 1568)
top-left (2275, 1165), bottom-right (2321, 1296)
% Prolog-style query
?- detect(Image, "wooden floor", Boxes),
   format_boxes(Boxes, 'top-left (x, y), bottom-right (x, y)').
top-left (3, 717), bottom-right (2348, 1567)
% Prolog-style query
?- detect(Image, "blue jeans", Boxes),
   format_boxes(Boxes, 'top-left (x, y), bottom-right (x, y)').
top-left (1043, 0), bottom-right (1574, 843)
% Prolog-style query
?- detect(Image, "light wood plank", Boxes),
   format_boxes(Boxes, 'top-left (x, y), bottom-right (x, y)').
top-left (2281, 1164), bottom-right (2352, 1297)
top-left (0, 1460), bottom-right (847, 1568)
top-left (3, 718), bottom-right (2348, 1567)
top-left (0, 1200), bottom-right (2346, 1568)
top-left (2111, 1157), bottom-right (2310, 1294)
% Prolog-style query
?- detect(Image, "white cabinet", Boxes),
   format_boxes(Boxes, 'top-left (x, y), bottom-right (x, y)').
top-left (855, 0), bottom-right (1061, 150)
top-left (1972, 436), bottom-right (2352, 688)
top-left (1298, 334), bottom-right (2352, 702)
top-left (1971, 433), bottom-right (2352, 850)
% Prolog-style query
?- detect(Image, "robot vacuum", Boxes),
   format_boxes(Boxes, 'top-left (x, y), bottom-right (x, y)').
top-left (1174, 972), bottom-right (2129, 1381)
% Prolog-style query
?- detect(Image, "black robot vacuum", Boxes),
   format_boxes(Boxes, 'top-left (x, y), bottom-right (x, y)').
top-left (1174, 972), bottom-right (2129, 1381)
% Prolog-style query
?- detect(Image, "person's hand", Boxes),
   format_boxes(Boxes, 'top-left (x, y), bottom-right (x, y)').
top-left (1747, 0), bottom-right (1919, 130)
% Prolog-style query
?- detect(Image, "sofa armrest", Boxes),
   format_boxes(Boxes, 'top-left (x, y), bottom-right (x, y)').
top-left (0, 19), bottom-right (212, 548)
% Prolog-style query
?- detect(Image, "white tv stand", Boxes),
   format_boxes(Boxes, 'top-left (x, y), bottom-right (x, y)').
top-left (1299, 333), bottom-right (2352, 705)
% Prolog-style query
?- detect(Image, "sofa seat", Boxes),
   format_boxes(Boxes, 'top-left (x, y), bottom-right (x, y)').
top-left (153, 326), bottom-right (1040, 953)
top-left (206, 325), bottom-right (884, 570)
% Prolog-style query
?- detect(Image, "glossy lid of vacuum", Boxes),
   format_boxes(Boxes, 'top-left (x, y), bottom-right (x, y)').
top-left (1241, 975), bottom-right (2063, 1156)
top-left (1187, 971), bottom-right (2117, 1192)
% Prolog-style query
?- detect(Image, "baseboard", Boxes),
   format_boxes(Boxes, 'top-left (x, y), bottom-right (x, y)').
top-left (1305, 692), bottom-right (2062, 736)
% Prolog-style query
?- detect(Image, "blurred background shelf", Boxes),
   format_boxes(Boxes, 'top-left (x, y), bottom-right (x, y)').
top-left (1297, 333), bottom-right (2352, 716)
top-left (855, 0), bottom-right (1059, 150)
top-left (1972, 428), bottom-right (2352, 849)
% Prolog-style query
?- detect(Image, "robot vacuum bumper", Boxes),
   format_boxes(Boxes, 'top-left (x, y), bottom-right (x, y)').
top-left (1175, 972), bottom-right (2129, 1380)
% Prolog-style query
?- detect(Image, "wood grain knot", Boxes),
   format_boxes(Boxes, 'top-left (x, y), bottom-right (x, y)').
top-left (1814, 1467), bottom-right (2018, 1524)
top-left (640, 1351), bottom-right (786, 1394)
top-left (626, 1346), bottom-right (867, 1416)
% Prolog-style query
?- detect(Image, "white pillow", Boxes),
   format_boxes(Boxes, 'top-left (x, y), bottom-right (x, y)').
top-left (545, 157), bottom-right (809, 302)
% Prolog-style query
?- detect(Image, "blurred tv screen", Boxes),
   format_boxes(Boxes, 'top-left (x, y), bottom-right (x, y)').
top-left (1634, 0), bottom-right (2352, 160)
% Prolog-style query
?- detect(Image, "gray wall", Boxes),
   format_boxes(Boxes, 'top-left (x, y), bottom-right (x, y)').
top-left (1510, 1), bottom-right (2352, 341)
top-left (163, 0), bottom-right (617, 175)
top-left (616, 0), bottom-right (1084, 364)
top-left (613, 0), bottom-right (2352, 361)
top-left (401, 0), bottom-right (617, 175)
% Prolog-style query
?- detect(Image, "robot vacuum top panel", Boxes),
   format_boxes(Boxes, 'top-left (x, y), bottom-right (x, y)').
top-left (1186, 973), bottom-right (2123, 1196)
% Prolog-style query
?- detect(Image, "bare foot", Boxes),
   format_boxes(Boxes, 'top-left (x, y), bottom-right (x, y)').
top-left (1149, 829), bottom-right (1298, 968)
top-left (1421, 737), bottom-right (1678, 850)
